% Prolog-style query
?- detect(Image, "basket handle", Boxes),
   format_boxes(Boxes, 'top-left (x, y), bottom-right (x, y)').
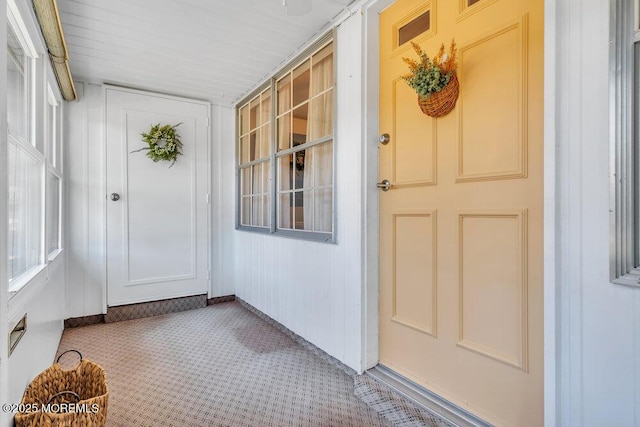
top-left (56, 349), bottom-right (83, 364)
top-left (46, 390), bottom-right (80, 406)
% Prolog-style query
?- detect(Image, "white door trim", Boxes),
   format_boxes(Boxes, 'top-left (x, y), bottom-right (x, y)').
top-left (360, 0), bottom-right (559, 424)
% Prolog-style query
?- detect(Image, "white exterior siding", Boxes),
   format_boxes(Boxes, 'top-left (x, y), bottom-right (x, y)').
top-left (232, 12), bottom-right (365, 372)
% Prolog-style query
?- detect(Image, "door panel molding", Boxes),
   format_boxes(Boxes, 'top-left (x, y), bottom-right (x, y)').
top-left (456, 16), bottom-right (529, 183)
top-left (391, 210), bottom-right (438, 337)
top-left (392, 78), bottom-right (438, 187)
top-left (457, 209), bottom-right (529, 371)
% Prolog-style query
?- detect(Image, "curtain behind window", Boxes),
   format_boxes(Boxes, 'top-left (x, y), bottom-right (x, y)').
top-left (304, 45), bottom-right (333, 232)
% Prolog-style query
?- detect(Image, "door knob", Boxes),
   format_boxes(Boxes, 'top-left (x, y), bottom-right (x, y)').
top-left (379, 133), bottom-right (390, 145)
top-left (377, 179), bottom-right (392, 192)
top-left (110, 193), bottom-right (120, 201)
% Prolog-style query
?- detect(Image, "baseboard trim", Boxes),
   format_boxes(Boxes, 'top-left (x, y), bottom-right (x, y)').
top-left (235, 297), bottom-right (357, 377)
top-left (366, 365), bottom-right (493, 427)
top-left (207, 295), bottom-right (236, 305)
top-left (64, 314), bottom-right (105, 328)
top-left (65, 294), bottom-right (237, 327)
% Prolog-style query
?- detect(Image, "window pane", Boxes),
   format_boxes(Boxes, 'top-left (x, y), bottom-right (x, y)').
top-left (279, 192), bottom-right (293, 229)
top-left (292, 60), bottom-right (311, 107)
top-left (47, 172), bottom-right (60, 255)
top-left (313, 141), bottom-right (333, 187)
top-left (398, 11), bottom-right (431, 46)
top-left (8, 142), bottom-right (43, 280)
top-left (240, 135), bottom-right (249, 164)
top-left (294, 150), bottom-right (309, 189)
top-left (292, 104), bottom-right (308, 146)
top-left (252, 195), bottom-right (262, 226)
top-left (46, 99), bottom-right (57, 165)
top-left (7, 27), bottom-right (27, 142)
top-left (260, 91), bottom-right (271, 125)
top-left (241, 197), bottom-right (251, 225)
top-left (279, 155), bottom-right (294, 191)
top-left (250, 131), bottom-right (259, 161)
top-left (252, 163), bottom-right (261, 194)
top-left (314, 189), bottom-right (332, 232)
top-left (311, 44), bottom-right (334, 96)
top-left (239, 104), bottom-right (249, 135)
top-left (262, 161), bottom-right (271, 194)
top-left (250, 97), bottom-right (260, 129)
top-left (262, 195), bottom-right (271, 227)
top-left (241, 167), bottom-right (251, 196)
top-left (295, 191), bottom-right (313, 230)
top-left (260, 123), bottom-right (271, 157)
top-left (277, 75), bottom-right (291, 114)
top-left (308, 91), bottom-right (333, 141)
top-left (277, 113), bottom-right (291, 151)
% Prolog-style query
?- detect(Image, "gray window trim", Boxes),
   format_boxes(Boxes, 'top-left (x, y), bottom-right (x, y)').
top-left (610, 0), bottom-right (640, 286)
top-left (235, 29), bottom-right (337, 243)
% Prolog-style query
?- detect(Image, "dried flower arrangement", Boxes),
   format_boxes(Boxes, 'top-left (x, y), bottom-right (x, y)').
top-left (401, 40), bottom-right (459, 118)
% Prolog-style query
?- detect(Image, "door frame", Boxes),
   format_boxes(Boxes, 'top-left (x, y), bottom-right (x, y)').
top-left (101, 84), bottom-right (212, 311)
top-left (360, 0), bottom-right (558, 424)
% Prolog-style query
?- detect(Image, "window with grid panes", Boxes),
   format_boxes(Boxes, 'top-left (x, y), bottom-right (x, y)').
top-left (238, 88), bottom-right (272, 228)
top-left (237, 38), bottom-right (335, 241)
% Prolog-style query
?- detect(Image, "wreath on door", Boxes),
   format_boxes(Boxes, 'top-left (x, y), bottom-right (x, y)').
top-left (132, 123), bottom-right (183, 167)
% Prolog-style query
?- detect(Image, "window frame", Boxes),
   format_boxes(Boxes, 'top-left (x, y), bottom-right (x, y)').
top-left (610, 0), bottom-right (640, 287)
top-left (6, 0), bottom-right (65, 295)
top-left (235, 31), bottom-right (337, 243)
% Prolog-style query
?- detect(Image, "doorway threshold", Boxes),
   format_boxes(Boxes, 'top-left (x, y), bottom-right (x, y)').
top-left (357, 365), bottom-right (493, 427)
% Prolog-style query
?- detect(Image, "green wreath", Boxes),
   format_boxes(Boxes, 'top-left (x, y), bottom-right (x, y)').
top-left (132, 123), bottom-right (183, 167)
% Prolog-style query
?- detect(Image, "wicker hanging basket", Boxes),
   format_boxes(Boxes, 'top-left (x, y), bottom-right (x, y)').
top-left (15, 350), bottom-right (109, 427)
top-left (417, 73), bottom-right (459, 118)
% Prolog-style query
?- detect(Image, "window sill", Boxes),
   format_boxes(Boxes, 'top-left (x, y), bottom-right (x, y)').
top-left (8, 263), bottom-right (47, 299)
top-left (237, 225), bottom-right (335, 244)
top-left (612, 268), bottom-right (640, 288)
top-left (47, 248), bottom-right (63, 263)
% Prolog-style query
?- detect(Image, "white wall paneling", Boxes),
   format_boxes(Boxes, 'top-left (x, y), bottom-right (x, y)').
top-left (553, 0), bottom-right (640, 425)
top-left (7, 256), bottom-right (65, 408)
top-left (0, 2), bottom-right (9, 425)
top-left (232, 11), bottom-right (365, 371)
top-left (211, 105), bottom-right (236, 298)
top-left (65, 83), bottom-right (107, 317)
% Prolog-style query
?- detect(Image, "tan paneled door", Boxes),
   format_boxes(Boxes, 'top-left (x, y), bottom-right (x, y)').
top-left (378, 0), bottom-right (543, 425)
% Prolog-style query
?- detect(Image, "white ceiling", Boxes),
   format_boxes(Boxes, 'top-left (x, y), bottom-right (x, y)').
top-left (56, 0), bottom-right (355, 106)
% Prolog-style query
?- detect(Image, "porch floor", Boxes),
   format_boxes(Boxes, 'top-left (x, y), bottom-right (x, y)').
top-left (56, 301), bottom-right (391, 426)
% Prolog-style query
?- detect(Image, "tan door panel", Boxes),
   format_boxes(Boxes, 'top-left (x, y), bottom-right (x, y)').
top-left (378, 0), bottom-right (543, 425)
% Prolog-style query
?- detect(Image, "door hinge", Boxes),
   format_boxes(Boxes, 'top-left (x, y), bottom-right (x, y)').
top-left (207, 270), bottom-right (211, 280)
top-left (206, 193), bottom-right (210, 204)
top-left (206, 117), bottom-right (210, 127)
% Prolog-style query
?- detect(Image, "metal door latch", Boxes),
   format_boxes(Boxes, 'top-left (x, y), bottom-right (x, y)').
top-left (377, 179), bottom-right (392, 191)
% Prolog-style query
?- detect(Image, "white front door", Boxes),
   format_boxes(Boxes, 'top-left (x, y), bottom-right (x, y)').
top-left (105, 86), bottom-right (210, 306)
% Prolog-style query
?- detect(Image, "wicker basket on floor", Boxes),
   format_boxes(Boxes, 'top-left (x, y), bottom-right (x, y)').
top-left (15, 350), bottom-right (109, 427)
top-left (417, 73), bottom-right (459, 118)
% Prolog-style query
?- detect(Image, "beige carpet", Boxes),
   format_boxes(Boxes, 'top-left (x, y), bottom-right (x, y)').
top-left (56, 302), bottom-right (391, 427)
